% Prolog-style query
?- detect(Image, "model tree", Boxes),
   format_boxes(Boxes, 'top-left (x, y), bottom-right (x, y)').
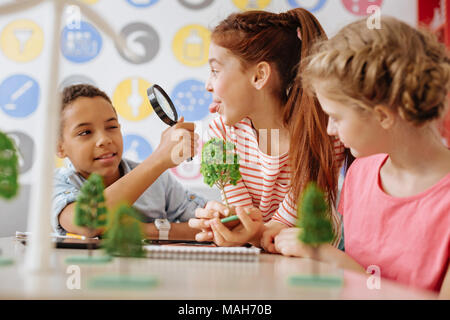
top-left (0, 131), bottom-right (19, 200)
top-left (73, 173), bottom-right (108, 257)
top-left (289, 182), bottom-right (341, 286)
top-left (0, 131), bottom-right (19, 266)
top-left (102, 203), bottom-right (145, 259)
top-left (297, 182), bottom-right (334, 248)
top-left (89, 203), bottom-right (156, 289)
top-left (200, 138), bottom-right (241, 208)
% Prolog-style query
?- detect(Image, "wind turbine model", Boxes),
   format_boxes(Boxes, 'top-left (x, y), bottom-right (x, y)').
top-left (0, 0), bottom-right (140, 273)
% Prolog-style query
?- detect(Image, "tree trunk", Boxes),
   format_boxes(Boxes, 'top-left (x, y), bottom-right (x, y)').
top-left (88, 227), bottom-right (93, 258)
top-left (311, 247), bottom-right (319, 278)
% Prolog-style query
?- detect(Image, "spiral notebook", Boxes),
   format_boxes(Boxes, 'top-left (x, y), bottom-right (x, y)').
top-left (144, 244), bottom-right (261, 262)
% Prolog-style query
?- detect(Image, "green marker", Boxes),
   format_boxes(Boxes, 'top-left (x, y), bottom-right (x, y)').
top-left (220, 211), bottom-right (251, 223)
top-left (220, 215), bottom-right (239, 223)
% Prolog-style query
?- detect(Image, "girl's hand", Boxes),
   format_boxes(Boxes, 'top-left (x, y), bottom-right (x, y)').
top-left (188, 201), bottom-right (235, 241)
top-left (260, 221), bottom-right (289, 253)
top-left (274, 228), bottom-right (367, 273)
top-left (208, 207), bottom-right (263, 247)
top-left (274, 227), bottom-right (315, 258)
top-left (153, 117), bottom-right (199, 168)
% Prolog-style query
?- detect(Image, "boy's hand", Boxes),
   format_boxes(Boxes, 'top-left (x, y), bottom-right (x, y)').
top-left (154, 117), bottom-right (198, 168)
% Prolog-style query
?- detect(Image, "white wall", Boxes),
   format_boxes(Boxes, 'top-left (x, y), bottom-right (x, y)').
top-left (0, 0), bottom-right (418, 236)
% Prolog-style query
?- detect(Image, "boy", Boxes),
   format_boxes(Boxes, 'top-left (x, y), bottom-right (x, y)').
top-left (52, 84), bottom-right (206, 239)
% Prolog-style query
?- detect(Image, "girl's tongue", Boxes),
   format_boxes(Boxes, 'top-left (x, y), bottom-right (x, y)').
top-left (209, 102), bottom-right (220, 114)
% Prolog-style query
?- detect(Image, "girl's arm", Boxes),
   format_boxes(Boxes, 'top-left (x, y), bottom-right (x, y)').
top-left (274, 227), bottom-right (365, 273)
top-left (439, 264), bottom-right (450, 299)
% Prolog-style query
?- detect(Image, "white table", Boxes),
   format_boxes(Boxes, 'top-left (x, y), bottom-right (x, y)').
top-left (0, 237), bottom-right (438, 300)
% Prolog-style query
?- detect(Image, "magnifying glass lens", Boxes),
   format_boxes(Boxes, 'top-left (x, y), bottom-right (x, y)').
top-left (154, 88), bottom-right (176, 121)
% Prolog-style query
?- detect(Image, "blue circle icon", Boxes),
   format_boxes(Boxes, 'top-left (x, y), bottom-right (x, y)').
top-left (126, 0), bottom-right (159, 8)
top-left (171, 79), bottom-right (211, 122)
top-left (123, 134), bottom-right (153, 163)
top-left (287, 0), bottom-right (328, 12)
top-left (0, 74), bottom-right (40, 118)
top-left (61, 20), bottom-right (102, 63)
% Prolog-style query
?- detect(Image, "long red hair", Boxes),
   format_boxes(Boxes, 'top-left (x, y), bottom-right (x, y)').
top-left (211, 8), bottom-right (340, 207)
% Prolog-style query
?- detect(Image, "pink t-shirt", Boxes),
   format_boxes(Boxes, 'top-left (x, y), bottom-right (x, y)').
top-left (339, 154), bottom-right (450, 292)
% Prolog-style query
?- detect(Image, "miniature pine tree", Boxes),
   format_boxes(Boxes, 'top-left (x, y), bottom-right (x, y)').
top-left (74, 173), bottom-right (108, 256)
top-left (297, 183), bottom-right (334, 247)
top-left (296, 182), bottom-right (335, 277)
top-left (200, 138), bottom-right (241, 208)
top-left (89, 204), bottom-right (157, 289)
top-left (288, 184), bottom-right (342, 288)
top-left (0, 131), bottom-right (19, 200)
top-left (102, 203), bottom-right (145, 259)
top-left (297, 182), bottom-right (335, 246)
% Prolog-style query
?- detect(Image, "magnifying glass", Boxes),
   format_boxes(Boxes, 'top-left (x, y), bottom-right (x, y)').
top-left (147, 84), bottom-right (193, 161)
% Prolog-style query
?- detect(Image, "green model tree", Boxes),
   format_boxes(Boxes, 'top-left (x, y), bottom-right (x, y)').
top-left (289, 182), bottom-right (341, 286)
top-left (102, 203), bottom-right (145, 259)
top-left (200, 138), bottom-right (241, 208)
top-left (0, 131), bottom-right (19, 200)
top-left (0, 131), bottom-right (19, 266)
top-left (73, 173), bottom-right (108, 257)
top-left (297, 182), bottom-right (335, 247)
top-left (89, 203), bottom-right (157, 289)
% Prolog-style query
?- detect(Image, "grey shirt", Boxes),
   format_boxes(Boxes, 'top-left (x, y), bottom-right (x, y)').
top-left (52, 158), bottom-right (207, 235)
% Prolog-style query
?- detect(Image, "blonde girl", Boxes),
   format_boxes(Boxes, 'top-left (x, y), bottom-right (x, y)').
top-left (275, 17), bottom-right (450, 297)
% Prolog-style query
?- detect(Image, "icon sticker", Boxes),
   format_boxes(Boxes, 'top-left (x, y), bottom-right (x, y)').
top-left (116, 22), bottom-right (160, 64)
top-left (125, 0), bottom-right (159, 8)
top-left (61, 20), bottom-right (102, 63)
top-left (6, 131), bottom-right (35, 174)
top-left (341, 0), bottom-right (383, 16)
top-left (113, 77), bottom-right (153, 121)
top-left (0, 19), bottom-right (44, 63)
top-left (232, 0), bottom-right (271, 10)
top-left (59, 75), bottom-right (97, 92)
top-left (177, 0), bottom-right (214, 10)
top-left (0, 74), bottom-right (40, 118)
top-left (172, 24), bottom-right (210, 67)
top-left (123, 134), bottom-right (153, 162)
top-left (171, 79), bottom-right (211, 122)
top-left (287, 0), bottom-right (328, 13)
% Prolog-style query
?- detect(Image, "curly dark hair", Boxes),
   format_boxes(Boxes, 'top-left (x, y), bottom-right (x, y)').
top-left (61, 84), bottom-right (112, 110)
top-left (59, 84), bottom-right (116, 138)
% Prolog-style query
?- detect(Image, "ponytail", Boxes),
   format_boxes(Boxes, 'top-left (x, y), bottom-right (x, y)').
top-left (283, 8), bottom-right (339, 207)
